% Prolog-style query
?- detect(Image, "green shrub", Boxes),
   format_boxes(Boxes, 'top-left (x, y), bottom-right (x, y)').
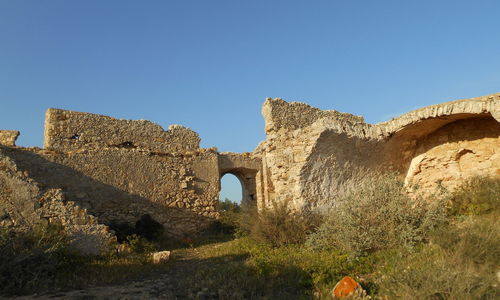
top-left (448, 176), bottom-right (500, 216)
top-left (0, 224), bottom-right (78, 296)
top-left (239, 201), bottom-right (320, 247)
top-left (375, 177), bottom-right (500, 299)
top-left (126, 234), bottom-right (157, 254)
top-left (376, 214), bottom-right (500, 299)
top-left (180, 237), bottom-right (374, 299)
top-left (219, 198), bottom-right (241, 212)
top-left (306, 172), bottom-right (446, 256)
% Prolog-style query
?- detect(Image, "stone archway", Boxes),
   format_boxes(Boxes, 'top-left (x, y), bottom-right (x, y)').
top-left (218, 153), bottom-right (261, 206)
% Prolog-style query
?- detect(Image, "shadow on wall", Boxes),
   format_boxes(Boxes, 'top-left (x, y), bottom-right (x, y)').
top-left (1, 147), bottom-right (213, 238)
top-left (404, 116), bottom-right (500, 190)
top-left (299, 129), bottom-right (382, 211)
top-left (412, 116), bottom-right (500, 159)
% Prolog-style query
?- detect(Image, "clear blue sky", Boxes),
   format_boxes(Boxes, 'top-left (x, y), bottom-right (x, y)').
top-left (1, 0), bottom-right (499, 203)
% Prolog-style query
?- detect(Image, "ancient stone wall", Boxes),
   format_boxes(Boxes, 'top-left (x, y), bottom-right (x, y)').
top-left (404, 116), bottom-right (500, 192)
top-left (255, 98), bottom-right (378, 211)
top-left (2, 146), bottom-right (220, 238)
top-left (44, 108), bottom-right (200, 153)
top-left (38, 108), bottom-right (221, 237)
top-left (256, 93), bottom-right (500, 211)
top-left (1, 108), bottom-right (225, 252)
top-left (1, 92), bottom-right (498, 254)
top-left (0, 147), bottom-right (115, 255)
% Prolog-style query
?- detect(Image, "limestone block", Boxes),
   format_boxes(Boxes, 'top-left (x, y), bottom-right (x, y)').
top-left (0, 130), bottom-right (19, 146)
top-left (152, 250), bottom-right (171, 264)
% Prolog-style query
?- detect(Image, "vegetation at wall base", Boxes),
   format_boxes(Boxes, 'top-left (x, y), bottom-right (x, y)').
top-left (238, 199), bottom-right (322, 247)
top-left (373, 176), bottom-right (500, 299)
top-left (305, 172), bottom-right (448, 257)
top-left (1, 175), bottom-right (499, 299)
top-left (0, 223), bottom-right (78, 296)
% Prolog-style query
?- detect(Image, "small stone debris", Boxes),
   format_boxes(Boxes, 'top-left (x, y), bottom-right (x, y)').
top-left (152, 250), bottom-right (171, 264)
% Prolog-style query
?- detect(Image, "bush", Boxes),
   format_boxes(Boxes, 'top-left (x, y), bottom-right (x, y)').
top-left (0, 224), bottom-right (78, 296)
top-left (306, 172), bottom-right (446, 256)
top-left (375, 176), bottom-right (500, 299)
top-left (376, 215), bottom-right (500, 299)
top-left (126, 234), bottom-right (157, 254)
top-left (240, 200), bottom-right (320, 247)
top-left (448, 176), bottom-right (500, 216)
top-left (135, 214), bottom-right (164, 241)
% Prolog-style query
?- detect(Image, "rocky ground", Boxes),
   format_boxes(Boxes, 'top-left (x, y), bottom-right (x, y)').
top-left (7, 247), bottom-right (234, 300)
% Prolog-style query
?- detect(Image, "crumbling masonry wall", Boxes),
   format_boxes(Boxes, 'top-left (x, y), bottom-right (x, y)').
top-left (1, 108), bottom-right (263, 255)
top-left (1, 92), bottom-right (498, 254)
top-left (254, 99), bottom-right (378, 210)
top-left (2, 146), bottom-right (221, 238)
top-left (44, 108), bottom-right (200, 153)
top-left (0, 147), bottom-right (115, 255)
top-left (37, 109), bottom-right (221, 237)
top-left (256, 93), bottom-right (500, 211)
top-left (0, 108), bottom-right (229, 253)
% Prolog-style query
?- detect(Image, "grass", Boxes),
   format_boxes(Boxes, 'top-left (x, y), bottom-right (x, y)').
top-left (0, 224), bottom-right (77, 295)
top-left (0, 224), bottom-right (172, 296)
top-left (374, 176), bottom-right (500, 299)
top-left (1, 175), bottom-right (499, 299)
top-left (163, 237), bottom-right (374, 299)
top-left (375, 214), bottom-right (500, 299)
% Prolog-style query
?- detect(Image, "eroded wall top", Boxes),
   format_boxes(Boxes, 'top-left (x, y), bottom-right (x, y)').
top-left (373, 93), bottom-right (500, 139)
top-left (262, 98), bottom-right (365, 133)
top-left (44, 108), bottom-right (200, 152)
top-left (262, 93), bottom-right (500, 142)
top-left (0, 130), bottom-right (19, 146)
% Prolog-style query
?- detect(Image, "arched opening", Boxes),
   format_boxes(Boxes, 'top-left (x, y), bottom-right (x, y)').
top-left (404, 116), bottom-right (500, 192)
top-left (219, 173), bottom-right (243, 204)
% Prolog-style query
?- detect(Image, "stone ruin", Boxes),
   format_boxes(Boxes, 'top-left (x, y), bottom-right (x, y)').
top-left (257, 92), bottom-right (500, 211)
top-left (1, 93), bottom-right (499, 254)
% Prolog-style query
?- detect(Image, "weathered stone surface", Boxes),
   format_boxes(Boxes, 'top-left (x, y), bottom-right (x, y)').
top-left (255, 93), bottom-right (500, 211)
top-left (1, 146), bottom-right (221, 238)
top-left (0, 130), bottom-right (19, 146)
top-left (374, 93), bottom-right (500, 138)
top-left (152, 250), bottom-right (171, 264)
top-left (0, 147), bottom-right (115, 255)
top-left (1, 108), bottom-right (263, 251)
top-left (404, 117), bottom-right (500, 192)
top-left (44, 108), bottom-right (200, 152)
top-left (255, 97), bottom-right (378, 211)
